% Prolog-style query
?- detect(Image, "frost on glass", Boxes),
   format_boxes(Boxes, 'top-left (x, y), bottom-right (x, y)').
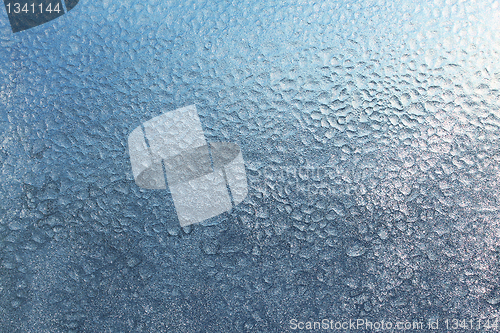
top-left (1, 0), bottom-right (500, 331)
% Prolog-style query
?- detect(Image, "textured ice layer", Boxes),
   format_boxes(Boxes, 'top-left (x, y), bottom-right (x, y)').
top-left (1, 0), bottom-right (500, 332)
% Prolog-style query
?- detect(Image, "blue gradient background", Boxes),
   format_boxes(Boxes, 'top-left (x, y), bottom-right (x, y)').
top-left (1, 0), bottom-right (500, 332)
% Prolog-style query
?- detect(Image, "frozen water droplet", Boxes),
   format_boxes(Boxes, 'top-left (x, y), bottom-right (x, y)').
top-left (126, 255), bottom-right (141, 268)
top-left (378, 229), bottom-right (388, 240)
top-left (398, 267), bottom-right (413, 280)
top-left (182, 225), bottom-right (192, 234)
top-left (167, 226), bottom-right (180, 236)
top-left (325, 224), bottom-right (338, 236)
top-left (202, 240), bottom-right (219, 255)
top-left (486, 297), bottom-right (500, 305)
top-left (486, 288), bottom-right (500, 305)
top-left (346, 244), bottom-right (366, 257)
top-left (139, 264), bottom-right (154, 280)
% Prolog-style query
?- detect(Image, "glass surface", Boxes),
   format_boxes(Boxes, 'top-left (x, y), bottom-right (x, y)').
top-left (1, 0), bottom-right (500, 332)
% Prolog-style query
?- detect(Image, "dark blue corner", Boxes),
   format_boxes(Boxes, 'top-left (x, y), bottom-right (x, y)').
top-left (64, 0), bottom-right (77, 11)
top-left (4, 0), bottom-right (79, 33)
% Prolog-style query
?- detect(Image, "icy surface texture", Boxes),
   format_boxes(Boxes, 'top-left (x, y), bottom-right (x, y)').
top-left (1, 0), bottom-right (500, 331)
